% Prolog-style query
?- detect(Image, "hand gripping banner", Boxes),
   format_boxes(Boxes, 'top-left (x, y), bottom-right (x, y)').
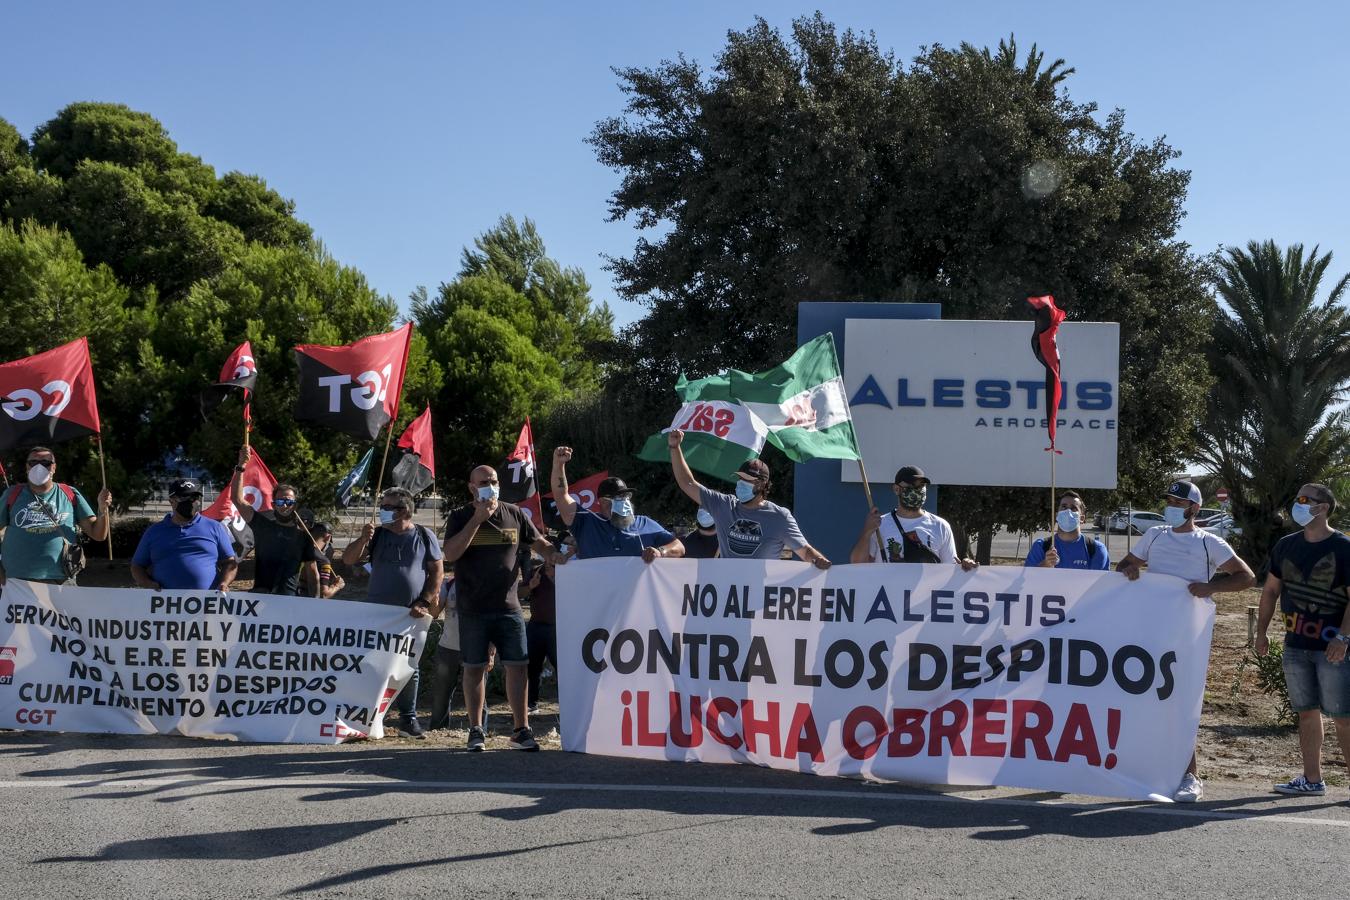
top-left (557, 559), bottom-right (1216, 801)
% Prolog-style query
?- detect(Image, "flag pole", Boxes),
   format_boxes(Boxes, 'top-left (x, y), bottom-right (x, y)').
top-left (96, 435), bottom-right (112, 561)
top-left (825, 333), bottom-right (887, 563)
top-left (369, 421), bottom-right (398, 522)
top-left (243, 393), bottom-right (251, 450)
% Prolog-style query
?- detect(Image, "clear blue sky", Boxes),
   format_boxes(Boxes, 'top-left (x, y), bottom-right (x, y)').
top-left (3, 2), bottom-right (1347, 328)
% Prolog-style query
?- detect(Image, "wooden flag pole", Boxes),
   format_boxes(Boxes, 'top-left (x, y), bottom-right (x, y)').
top-left (96, 435), bottom-right (112, 560)
top-left (1050, 444), bottom-right (1057, 537)
top-left (369, 419), bottom-right (398, 522)
top-left (243, 393), bottom-right (251, 450)
top-left (855, 458), bottom-right (887, 562)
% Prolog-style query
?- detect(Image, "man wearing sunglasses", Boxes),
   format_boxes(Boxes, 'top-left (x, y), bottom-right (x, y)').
top-left (231, 446), bottom-right (321, 596)
top-left (1255, 483), bottom-right (1350, 798)
top-left (0, 446), bottom-right (112, 588)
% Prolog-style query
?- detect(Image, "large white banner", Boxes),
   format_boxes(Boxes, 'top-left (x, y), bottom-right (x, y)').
top-left (842, 319), bottom-right (1119, 487)
top-left (0, 581), bottom-right (427, 743)
top-left (558, 560), bottom-right (1214, 801)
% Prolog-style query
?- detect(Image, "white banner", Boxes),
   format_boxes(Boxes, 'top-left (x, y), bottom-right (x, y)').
top-left (0, 580), bottom-right (427, 743)
top-left (558, 560), bottom-right (1214, 801)
top-left (842, 319), bottom-right (1119, 487)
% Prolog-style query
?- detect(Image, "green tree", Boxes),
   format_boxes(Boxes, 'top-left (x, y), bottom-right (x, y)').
top-left (1195, 240), bottom-right (1350, 566)
top-left (589, 16), bottom-right (1214, 556)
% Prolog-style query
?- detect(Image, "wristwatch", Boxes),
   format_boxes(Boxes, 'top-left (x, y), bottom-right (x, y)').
top-left (1335, 634), bottom-right (1350, 645)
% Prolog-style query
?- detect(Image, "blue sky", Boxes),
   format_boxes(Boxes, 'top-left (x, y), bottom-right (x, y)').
top-left (2, 2), bottom-right (1347, 328)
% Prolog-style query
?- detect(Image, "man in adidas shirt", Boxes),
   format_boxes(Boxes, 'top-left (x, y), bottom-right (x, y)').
top-left (1118, 479), bottom-right (1255, 802)
top-left (849, 465), bottom-right (977, 570)
top-left (1025, 491), bottom-right (1109, 570)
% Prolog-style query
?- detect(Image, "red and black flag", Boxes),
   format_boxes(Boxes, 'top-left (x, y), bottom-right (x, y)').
top-left (204, 447), bottom-right (278, 555)
top-left (390, 405), bottom-right (436, 495)
top-left (542, 469), bottom-right (609, 531)
top-left (0, 337), bottom-right (101, 450)
top-left (1027, 294), bottom-right (1067, 449)
top-left (499, 418), bottom-right (541, 523)
top-left (200, 341), bottom-right (259, 421)
top-left (293, 323), bottom-right (412, 441)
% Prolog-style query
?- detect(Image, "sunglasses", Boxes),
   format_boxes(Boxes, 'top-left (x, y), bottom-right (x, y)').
top-left (1296, 495), bottom-right (1329, 506)
top-left (27, 458), bottom-right (55, 466)
top-left (379, 504), bottom-right (407, 512)
top-left (273, 498), bottom-right (297, 507)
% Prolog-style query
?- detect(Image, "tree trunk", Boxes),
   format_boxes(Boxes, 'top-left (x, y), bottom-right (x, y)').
top-left (976, 529), bottom-right (994, 566)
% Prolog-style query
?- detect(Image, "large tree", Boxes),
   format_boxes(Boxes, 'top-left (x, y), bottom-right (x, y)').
top-left (1196, 240), bottom-right (1350, 567)
top-left (589, 16), bottom-right (1213, 556)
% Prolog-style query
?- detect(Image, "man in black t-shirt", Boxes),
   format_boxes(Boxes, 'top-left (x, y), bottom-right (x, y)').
top-left (443, 464), bottom-right (566, 753)
top-left (1255, 481), bottom-right (1350, 797)
top-left (232, 446), bottom-right (319, 596)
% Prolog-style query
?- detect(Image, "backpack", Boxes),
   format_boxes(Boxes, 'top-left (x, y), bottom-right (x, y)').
top-left (5, 483), bottom-right (77, 510)
top-left (5, 483), bottom-right (86, 578)
top-left (368, 523), bottom-right (437, 563)
top-left (1041, 534), bottom-right (1104, 568)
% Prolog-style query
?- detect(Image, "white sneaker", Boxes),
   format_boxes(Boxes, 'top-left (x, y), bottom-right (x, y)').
top-left (1174, 773), bottom-right (1204, 802)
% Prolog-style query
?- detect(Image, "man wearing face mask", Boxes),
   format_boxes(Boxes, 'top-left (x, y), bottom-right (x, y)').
top-left (552, 447), bottom-right (684, 562)
top-left (443, 466), bottom-right (566, 752)
top-left (1025, 491), bottom-right (1108, 570)
top-left (341, 486), bottom-right (442, 739)
top-left (131, 479), bottom-right (238, 591)
top-left (1118, 479), bottom-right (1255, 801)
top-left (682, 508), bottom-right (721, 559)
top-left (1254, 483), bottom-right (1350, 798)
top-left (0, 447), bottom-right (112, 588)
top-left (231, 446), bottom-right (320, 596)
top-left (668, 431), bottom-right (830, 567)
top-left (849, 466), bottom-right (977, 570)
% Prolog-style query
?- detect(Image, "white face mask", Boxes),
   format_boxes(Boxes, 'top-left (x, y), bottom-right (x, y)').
top-left (696, 509), bottom-right (715, 529)
top-left (1056, 509), bottom-right (1080, 533)
top-left (28, 464), bottom-right (52, 486)
top-left (1163, 505), bottom-right (1188, 527)
top-left (477, 484), bottom-right (499, 502)
top-left (1291, 502), bottom-right (1315, 527)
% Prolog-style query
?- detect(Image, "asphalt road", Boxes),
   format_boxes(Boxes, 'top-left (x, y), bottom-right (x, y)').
top-left (2, 731), bottom-right (1345, 899)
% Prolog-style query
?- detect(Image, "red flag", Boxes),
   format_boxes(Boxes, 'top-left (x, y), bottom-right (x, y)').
top-left (0, 337), bottom-right (101, 450)
top-left (201, 340), bottom-right (259, 421)
top-left (204, 448), bottom-right (278, 527)
top-left (1027, 295), bottom-right (1066, 449)
top-left (499, 418), bottom-right (537, 504)
top-left (293, 323), bottom-right (412, 440)
top-left (391, 405), bottom-right (435, 494)
top-left (542, 470), bottom-right (609, 531)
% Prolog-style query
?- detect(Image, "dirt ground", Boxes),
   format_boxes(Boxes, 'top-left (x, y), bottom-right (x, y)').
top-left (68, 558), bottom-right (1344, 784)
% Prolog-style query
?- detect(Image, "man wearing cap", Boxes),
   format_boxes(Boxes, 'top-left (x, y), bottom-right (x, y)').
top-left (232, 445), bottom-right (320, 596)
top-left (667, 431), bottom-right (830, 567)
top-left (1119, 478), bottom-right (1255, 802)
top-left (849, 465), bottom-right (978, 569)
top-left (551, 446), bottom-right (684, 561)
top-left (682, 508), bottom-right (721, 559)
top-left (0, 445), bottom-right (112, 588)
top-left (130, 479), bottom-right (238, 591)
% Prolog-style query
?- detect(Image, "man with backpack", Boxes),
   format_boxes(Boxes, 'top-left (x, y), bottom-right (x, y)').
top-left (0, 446), bottom-right (111, 588)
top-left (340, 486), bottom-right (442, 739)
top-left (1025, 491), bottom-right (1109, 570)
top-left (848, 465), bottom-right (978, 570)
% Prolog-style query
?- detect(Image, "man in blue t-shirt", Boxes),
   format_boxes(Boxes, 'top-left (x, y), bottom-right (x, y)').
top-left (550, 447), bottom-right (683, 561)
top-left (1024, 491), bottom-right (1109, 571)
top-left (0, 445), bottom-right (112, 587)
top-left (131, 480), bottom-right (238, 591)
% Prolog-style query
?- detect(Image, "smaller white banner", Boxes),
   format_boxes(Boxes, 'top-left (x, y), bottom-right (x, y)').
top-left (665, 400), bottom-right (768, 452)
top-left (0, 580), bottom-right (427, 743)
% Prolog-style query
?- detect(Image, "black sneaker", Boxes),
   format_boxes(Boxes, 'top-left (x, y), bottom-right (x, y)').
top-left (466, 725), bottom-right (486, 752)
top-left (509, 726), bottom-right (539, 752)
top-left (398, 716), bottom-right (425, 739)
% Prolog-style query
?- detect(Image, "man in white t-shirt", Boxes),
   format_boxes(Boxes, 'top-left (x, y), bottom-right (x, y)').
top-left (849, 465), bottom-right (977, 570)
top-left (1118, 479), bottom-right (1255, 802)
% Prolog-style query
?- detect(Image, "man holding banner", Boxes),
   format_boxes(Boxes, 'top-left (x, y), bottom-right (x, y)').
top-left (131, 479), bottom-right (238, 592)
top-left (232, 446), bottom-right (320, 597)
top-left (0, 446), bottom-right (111, 588)
top-left (849, 465), bottom-right (976, 570)
top-left (552, 447), bottom-right (683, 562)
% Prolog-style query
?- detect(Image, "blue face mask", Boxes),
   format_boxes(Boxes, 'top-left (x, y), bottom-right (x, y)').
top-left (378, 509), bottom-right (396, 526)
top-left (477, 484), bottom-right (499, 502)
top-left (735, 480), bottom-right (757, 502)
top-left (610, 497), bottom-right (634, 519)
top-left (1163, 505), bottom-right (1188, 527)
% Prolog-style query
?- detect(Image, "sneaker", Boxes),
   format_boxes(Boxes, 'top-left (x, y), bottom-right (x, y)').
top-left (527, 702), bottom-right (540, 715)
top-left (1174, 773), bottom-right (1204, 802)
top-left (1274, 774), bottom-right (1326, 796)
top-left (509, 726), bottom-right (540, 752)
top-left (397, 717), bottom-right (425, 739)
top-left (466, 725), bottom-right (486, 752)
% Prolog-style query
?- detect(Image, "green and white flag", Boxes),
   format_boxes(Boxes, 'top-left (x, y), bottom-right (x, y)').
top-left (636, 373), bottom-right (769, 482)
top-left (335, 446), bottom-right (375, 508)
top-left (729, 333), bottom-right (860, 462)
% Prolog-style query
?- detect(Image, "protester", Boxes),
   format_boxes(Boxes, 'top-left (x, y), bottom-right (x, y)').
top-left (428, 571), bottom-right (461, 731)
top-left (443, 465), bottom-right (566, 752)
top-left (0, 446), bottom-right (112, 588)
top-left (232, 446), bottom-right (320, 596)
top-left (552, 446), bottom-right (684, 561)
top-left (304, 521), bottom-right (345, 599)
top-left (524, 547), bottom-right (568, 712)
top-left (1118, 479), bottom-right (1256, 801)
top-left (130, 479), bottom-right (238, 591)
top-left (667, 431), bottom-right (829, 566)
top-left (1254, 482), bottom-right (1350, 797)
top-left (1025, 491), bottom-right (1109, 570)
top-left (340, 486), bottom-right (441, 739)
top-left (682, 508), bottom-right (721, 559)
top-left (849, 465), bottom-right (977, 569)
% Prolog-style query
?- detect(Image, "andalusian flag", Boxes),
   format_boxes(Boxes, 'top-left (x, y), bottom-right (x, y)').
top-left (635, 374), bottom-right (769, 482)
top-left (729, 333), bottom-right (860, 462)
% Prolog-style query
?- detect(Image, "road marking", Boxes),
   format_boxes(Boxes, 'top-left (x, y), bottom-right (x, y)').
top-left (0, 777), bottom-right (1345, 828)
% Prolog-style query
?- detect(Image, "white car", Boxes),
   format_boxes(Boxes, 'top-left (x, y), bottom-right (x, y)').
top-left (1201, 515), bottom-right (1242, 540)
top-left (1108, 510), bottom-right (1167, 535)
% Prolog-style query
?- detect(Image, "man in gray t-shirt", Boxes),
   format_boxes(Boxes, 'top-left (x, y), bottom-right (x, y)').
top-left (669, 430), bottom-right (830, 567)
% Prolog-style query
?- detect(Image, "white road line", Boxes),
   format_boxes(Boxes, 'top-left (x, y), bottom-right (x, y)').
top-left (0, 777), bottom-right (1345, 828)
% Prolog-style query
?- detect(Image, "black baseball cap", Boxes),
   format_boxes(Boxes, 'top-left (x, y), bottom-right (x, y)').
top-left (736, 459), bottom-right (770, 481)
top-left (1164, 480), bottom-right (1202, 505)
top-left (168, 479), bottom-right (202, 498)
top-left (894, 465), bottom-right (930, 486)
top-left (597, 476), bottom-right (633, 498)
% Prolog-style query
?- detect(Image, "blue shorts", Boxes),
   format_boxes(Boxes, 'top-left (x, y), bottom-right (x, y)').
top-left (459, 610), bottom-right (528, 668)
top-left (1282, 646), bottom-right (1350, 718)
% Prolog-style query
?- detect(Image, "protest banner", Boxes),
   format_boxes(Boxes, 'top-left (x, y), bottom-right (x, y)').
top-left (557, 559), bottom-right (1215, 801)
top-left (0, 580), bottom-right (427, 743)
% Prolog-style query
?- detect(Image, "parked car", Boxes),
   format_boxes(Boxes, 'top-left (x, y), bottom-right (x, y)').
top-left (1097, 507), bottom-right (1129, 530)
top-left (1108, 510), bottom-right (1166, 535)
top-left (1201, 515), bottom-right (1242, 540)
top-left (1194, 507), bottom-right (1226, 527)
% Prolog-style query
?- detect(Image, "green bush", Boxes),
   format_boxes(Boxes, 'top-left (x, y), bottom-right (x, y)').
top-left (1233, 643), bottom-right (1295, 726)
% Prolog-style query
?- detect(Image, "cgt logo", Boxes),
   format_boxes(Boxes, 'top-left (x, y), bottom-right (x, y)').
top-left (851, 376), bottom-right (1113, 412)
top-left (317, 364), bottom-right (393, 412)
top-left (320, 722), bottom-right (367, 739)
top-left (231, 355), bottom-right (257, 381)
top-left (0, 646), bottom-right (15, 685)
top-left (2, 380), bottom-right (72, 421)
top-left (16, 708), bottom-right (56, 725)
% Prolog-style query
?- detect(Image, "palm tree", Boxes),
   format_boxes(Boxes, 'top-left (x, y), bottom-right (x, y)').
top-left (1196, 240), bottom-right (1350, 567)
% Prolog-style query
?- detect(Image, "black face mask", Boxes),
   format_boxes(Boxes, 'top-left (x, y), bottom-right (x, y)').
top-left (175, 499), bottom-right (200, 519)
